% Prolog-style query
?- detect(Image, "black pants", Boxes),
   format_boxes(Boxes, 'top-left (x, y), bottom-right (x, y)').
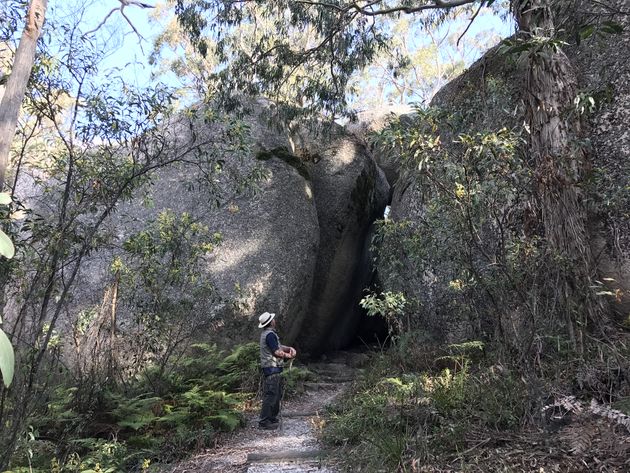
top-left (259, 373), bottom-right (283, 425)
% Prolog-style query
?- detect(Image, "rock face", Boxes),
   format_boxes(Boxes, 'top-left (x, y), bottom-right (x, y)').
top-left (68, 103), bottom-right (391, 352)
top-left (68, 106), bottom-right (320, 347)
top-left (297, 136), bottom-right (389, 354)
top-left (176, 106), bottom-right (320, 344)
top-left (76, 157), bottom-right (319, 344)
top-left (568, 1), bottom-right (630, 321)
top-left (196, 155), bottom-right (320, 343)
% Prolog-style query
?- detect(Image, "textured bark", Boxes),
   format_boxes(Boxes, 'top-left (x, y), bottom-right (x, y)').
top-left (0, 0), bottom-right (48, 190)
top-left (514, 0), bottom-right (600, 351)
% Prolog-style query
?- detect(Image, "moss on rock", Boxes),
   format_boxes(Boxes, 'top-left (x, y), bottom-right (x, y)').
top-left (256, 147), bottom-right (311, 181)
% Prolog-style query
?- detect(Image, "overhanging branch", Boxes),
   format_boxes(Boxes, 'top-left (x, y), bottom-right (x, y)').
top-left (82, 0), bottom-right (155, 43)
top-left (296, 0), bottom-right (480, 16)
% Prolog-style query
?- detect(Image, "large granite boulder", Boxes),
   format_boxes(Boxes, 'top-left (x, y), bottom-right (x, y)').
top-left (69, 100), bottom-right (398, 354)
top-left (200, 154), bottom-right (319, 343)
top-left (70, 105), bottom-right (319, 347)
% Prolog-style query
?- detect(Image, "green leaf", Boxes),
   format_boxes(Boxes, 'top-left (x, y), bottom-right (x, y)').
top-left (0, 229), bottom-right (15, 259)
top-left (601, 21), bottom-right (624, 35)
top-left (506, 43), bottom-right (532, 54)
top-left (0, 193), bottom-right (10, 205)
top-left (0, 328), bottom-right (15, 387)
top-left (579, 24), bottom-right (595, 40)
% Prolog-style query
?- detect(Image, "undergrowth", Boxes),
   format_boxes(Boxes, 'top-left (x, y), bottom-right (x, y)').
top-left (282, 365), bottom-right (315, 397)
top-left (323, 333), bottom-right (630, 472)
top-left (4, 343), bottom-right (262, 472)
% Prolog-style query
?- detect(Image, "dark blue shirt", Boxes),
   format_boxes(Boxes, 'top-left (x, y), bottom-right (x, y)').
top-left (262, 331), bottom-right (283, 376)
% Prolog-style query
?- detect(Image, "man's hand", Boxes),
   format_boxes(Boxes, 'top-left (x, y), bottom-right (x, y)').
top-left (275, 346), bottom-right (296, 359)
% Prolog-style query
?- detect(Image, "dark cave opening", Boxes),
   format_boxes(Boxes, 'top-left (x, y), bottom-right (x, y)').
top-left (300, 161), bottom-right (395, 358)
top-left (348, 300), bottom-right (390, 351)
top-left (341, 202), bottom-right (391, 353)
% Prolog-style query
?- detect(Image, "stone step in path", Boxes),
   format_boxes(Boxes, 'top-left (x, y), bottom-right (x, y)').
top-left (247, 449), bottom-right (326, 462)
top-left (246, 449), bottom-right (332, 473)
top-left (303, 381), bottom-right (341, 391)
top-left (164, 352), bottom-right (362, 473)
top-left (246, 462), bottom-right (335, 473)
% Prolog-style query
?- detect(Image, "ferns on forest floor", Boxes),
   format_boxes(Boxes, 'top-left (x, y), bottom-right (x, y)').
top-left (5, 343), bottom-right (263, 472)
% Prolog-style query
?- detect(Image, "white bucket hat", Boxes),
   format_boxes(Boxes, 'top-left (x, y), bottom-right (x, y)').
top-left (258, 312), bottom-right (276, 328)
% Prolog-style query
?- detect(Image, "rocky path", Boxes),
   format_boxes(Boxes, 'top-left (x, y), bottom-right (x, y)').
top-left (164, 354), bottom-right (361, 473)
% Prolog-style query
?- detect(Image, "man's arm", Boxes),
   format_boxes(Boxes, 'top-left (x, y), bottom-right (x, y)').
top-left (266, 332), bottom-right (296, 359)
top-left (273, 347), bottom-right (295, 359)
top-left (278, 345), bottom-right (297, 358)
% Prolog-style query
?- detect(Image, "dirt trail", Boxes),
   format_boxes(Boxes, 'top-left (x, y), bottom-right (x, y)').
top-left (164, 356), bottom-right (360, 473)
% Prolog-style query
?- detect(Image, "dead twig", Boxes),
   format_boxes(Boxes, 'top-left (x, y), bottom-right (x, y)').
top-left (451, 437), bottom-right (492, 463)
top-left (82, 0), bottom-right (155, 47)
top-left (456, 1), bottom-right (484, 47)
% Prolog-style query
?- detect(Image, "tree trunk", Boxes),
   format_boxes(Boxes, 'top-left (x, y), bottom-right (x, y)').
top-left (514, 0), bottom-right (600, 352)
top-left (0, 0), bottom-right (48, 191)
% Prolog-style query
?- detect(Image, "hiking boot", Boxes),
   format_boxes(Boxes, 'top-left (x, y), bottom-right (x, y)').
top-left (258, 422), bottom-right (279, 430)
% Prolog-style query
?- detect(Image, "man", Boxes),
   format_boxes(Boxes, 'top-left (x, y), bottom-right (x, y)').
top-left (258, 311), bottom-right (297, 430)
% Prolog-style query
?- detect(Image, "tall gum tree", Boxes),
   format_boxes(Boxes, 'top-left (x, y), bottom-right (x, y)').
top-left (513, 0), bottom-right (600, 352)
top-left (0, 0), bottom-right (48, 191)
top-left (0, 0), bottom-right (156, 191)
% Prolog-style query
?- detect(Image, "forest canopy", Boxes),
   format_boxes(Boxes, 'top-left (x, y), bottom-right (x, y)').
top-left (169, 0), bottom-right (508, 117)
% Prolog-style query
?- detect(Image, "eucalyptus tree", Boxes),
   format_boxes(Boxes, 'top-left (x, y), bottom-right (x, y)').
top-left (156, 2), bottom-right (503, 109)
top-left (0, 0), bottom-right (47, 191)
top-left (511, 0), bottom-right (604, 352)
top-left (0, 0), bottom-right (159, 192)
top-left (173, 0), bottom-right (504, 118)
top-left (348, 11), bottom-right (504, 108)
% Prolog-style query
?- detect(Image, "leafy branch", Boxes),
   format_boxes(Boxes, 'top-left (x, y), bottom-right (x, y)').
top-left (0, 192), bottom-right (14, 388)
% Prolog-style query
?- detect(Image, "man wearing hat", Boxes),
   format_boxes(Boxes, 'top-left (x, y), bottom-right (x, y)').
top-left (258, 311), bottom-right (296, 430)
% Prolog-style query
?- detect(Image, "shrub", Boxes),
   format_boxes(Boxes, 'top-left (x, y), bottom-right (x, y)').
top-left (323, 344), bottom-right (529, 470)
top-left (217, 342), bottom-right (260, 392)
top-left (282, 365), bottom-right (314, 397)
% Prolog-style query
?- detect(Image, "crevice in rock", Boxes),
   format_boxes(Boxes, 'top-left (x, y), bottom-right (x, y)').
top-left (349, 186), bottom-right (392, 350)
top-left (295, 146), bottom-right (394, 356)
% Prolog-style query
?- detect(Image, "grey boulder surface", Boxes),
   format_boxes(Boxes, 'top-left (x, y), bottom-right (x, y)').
top-left (69, 103), bottom-right (394, 351)
top-left (200, 155), bottom-right (319, 343)
top-left (70, 106), bottom-right (320, 346)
